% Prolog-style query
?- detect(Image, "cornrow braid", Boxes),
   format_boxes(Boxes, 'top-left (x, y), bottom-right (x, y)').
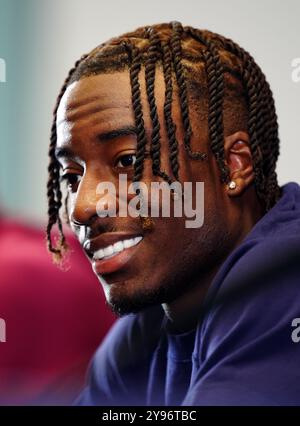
top-left (122, 41), bottom-right (148, 184)
top-left (185, 26), bottom-right (228, 182)
top-left (161, 39), bottom-right (180, 180)
top-left (170, 21), bottom-right (208, 161)
top-left (46, 54), bottom-right (88, 262)
top-left (121, 40), bottom-right (149, 215)
top-left (144, 27), bottom-right (173, 185)
top-left (255, 74), bottom-right (280, 207)
top-left (263, 80), bottom-right (281, 204)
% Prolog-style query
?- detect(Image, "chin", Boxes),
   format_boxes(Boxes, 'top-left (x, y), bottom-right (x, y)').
top-left (100, 275), bottom-right (166, 317)
top-left (97, 268), bottom-right (187, 317)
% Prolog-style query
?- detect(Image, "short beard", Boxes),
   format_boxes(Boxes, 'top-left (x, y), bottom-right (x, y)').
top-left (101, 215), bottom-right (233, 319)
top-left (106, 283), bottom-right (170, 317)
top-left (102, 265), bottom-right (202, 318)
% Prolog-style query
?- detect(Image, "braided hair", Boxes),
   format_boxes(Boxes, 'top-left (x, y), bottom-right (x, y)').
top-left (47, 21), bottom-right (281, 261)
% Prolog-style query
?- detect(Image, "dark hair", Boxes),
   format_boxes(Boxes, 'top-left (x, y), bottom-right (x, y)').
top-left (47, 21), bottom-right (281, 262)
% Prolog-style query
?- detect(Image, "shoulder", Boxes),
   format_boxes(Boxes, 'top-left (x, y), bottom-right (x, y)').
top-left (92, 304), bottom-right (165, 371)
top-left (75, 304), bottom-right (165, 405)
top-left (201, 233), bottom-right (300, 340)
top-left (185, 232), bottom-right (300, 405)
top-left (192, 233), bottom-right (300, 390)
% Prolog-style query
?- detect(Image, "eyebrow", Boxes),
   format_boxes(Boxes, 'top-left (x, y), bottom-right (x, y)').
top-left (55, 125), bottom-right (138, 161)
top-left (55, 146), bottom-right (76, 161)
top-left (97, 125), bottom-right (138, 142)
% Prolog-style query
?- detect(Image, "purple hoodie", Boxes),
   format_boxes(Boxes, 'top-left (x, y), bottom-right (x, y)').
top-left (75, 182), bottom-right (300, 406)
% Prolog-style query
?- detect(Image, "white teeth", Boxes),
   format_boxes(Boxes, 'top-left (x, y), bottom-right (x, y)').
top-left (93, 236), bottom-right (143, 261)
top-left (94, 248), bottom-right (104, 260)
top-left (123, 239), bottom-right (135, 249)
top-left (113, 241), bottom-right (124, 252)
top-left (103, 246), bottom-right (114, 257)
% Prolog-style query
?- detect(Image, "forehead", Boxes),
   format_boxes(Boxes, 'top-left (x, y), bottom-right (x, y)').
top-left (57, 69), bottom-right (168, 124)
top-left (55, 68), bottom-right (209, 159)
top-left (57, 72), bottom-right (133, 124)
top-left (55, 68), bottom-right (215, 185)
top-left (55, 69), bottom-right (178, 155)
top-left (56, 70), bottom-right (174, 154)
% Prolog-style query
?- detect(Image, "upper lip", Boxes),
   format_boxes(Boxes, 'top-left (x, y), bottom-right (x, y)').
top-left (83, 232), bottom-right (143, 259)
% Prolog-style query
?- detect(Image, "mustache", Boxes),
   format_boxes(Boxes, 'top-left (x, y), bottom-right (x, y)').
top-left (71, 216), bottom-right (150, 243)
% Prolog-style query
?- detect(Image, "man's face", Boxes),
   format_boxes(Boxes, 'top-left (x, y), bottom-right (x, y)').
top-left (56, 68), bottom-right (240, 316)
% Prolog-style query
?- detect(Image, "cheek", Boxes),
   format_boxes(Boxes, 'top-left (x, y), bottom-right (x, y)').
top-left (69, 221), bottom-right (85, 244)
top-left (67, 193), bottom-right (76, 221)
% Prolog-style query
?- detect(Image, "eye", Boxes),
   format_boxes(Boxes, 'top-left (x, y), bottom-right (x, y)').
top-left (115, 153), bottom-right (136, 169)
top-left (60, 173), bottom-right (82, 192)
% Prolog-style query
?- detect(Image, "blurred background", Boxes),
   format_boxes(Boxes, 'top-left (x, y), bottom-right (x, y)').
top-left (0, 0), bottom-right (300, 223)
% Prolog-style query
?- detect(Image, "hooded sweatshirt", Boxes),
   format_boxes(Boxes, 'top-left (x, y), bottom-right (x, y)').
top-left (75, 182), bottom-right (300, 406)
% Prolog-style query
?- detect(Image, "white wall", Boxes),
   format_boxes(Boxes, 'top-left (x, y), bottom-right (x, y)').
top-left (1, 0), bottom-right (299, 223)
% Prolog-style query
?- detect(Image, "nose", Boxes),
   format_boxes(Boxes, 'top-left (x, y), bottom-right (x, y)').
top-left (70, 178), bottom-right (98, 226)
top-left (70, 173), bottom-right (118, 226)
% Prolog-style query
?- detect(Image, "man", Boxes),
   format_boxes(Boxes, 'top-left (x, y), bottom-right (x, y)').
top-left (47, 22), bottom-right (300, 405)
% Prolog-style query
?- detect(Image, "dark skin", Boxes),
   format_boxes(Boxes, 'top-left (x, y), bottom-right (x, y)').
top-left (56, 68), bottom-right (263, 333)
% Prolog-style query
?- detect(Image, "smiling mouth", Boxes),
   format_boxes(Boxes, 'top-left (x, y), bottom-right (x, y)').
top-left (90, 236), bottom-right (144, 276)
top-left (93, 236), bottom-right (143, 260)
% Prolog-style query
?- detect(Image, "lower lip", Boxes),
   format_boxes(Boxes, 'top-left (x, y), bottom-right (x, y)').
top-left (92, 241), bottom-right (142, 276)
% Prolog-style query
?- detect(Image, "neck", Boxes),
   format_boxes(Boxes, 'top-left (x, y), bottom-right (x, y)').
top-left (162, 266), bottom-right (217, 334)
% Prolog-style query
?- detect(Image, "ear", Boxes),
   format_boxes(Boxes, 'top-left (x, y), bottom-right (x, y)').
top-left (224, 130), bottom-right (254, 197)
